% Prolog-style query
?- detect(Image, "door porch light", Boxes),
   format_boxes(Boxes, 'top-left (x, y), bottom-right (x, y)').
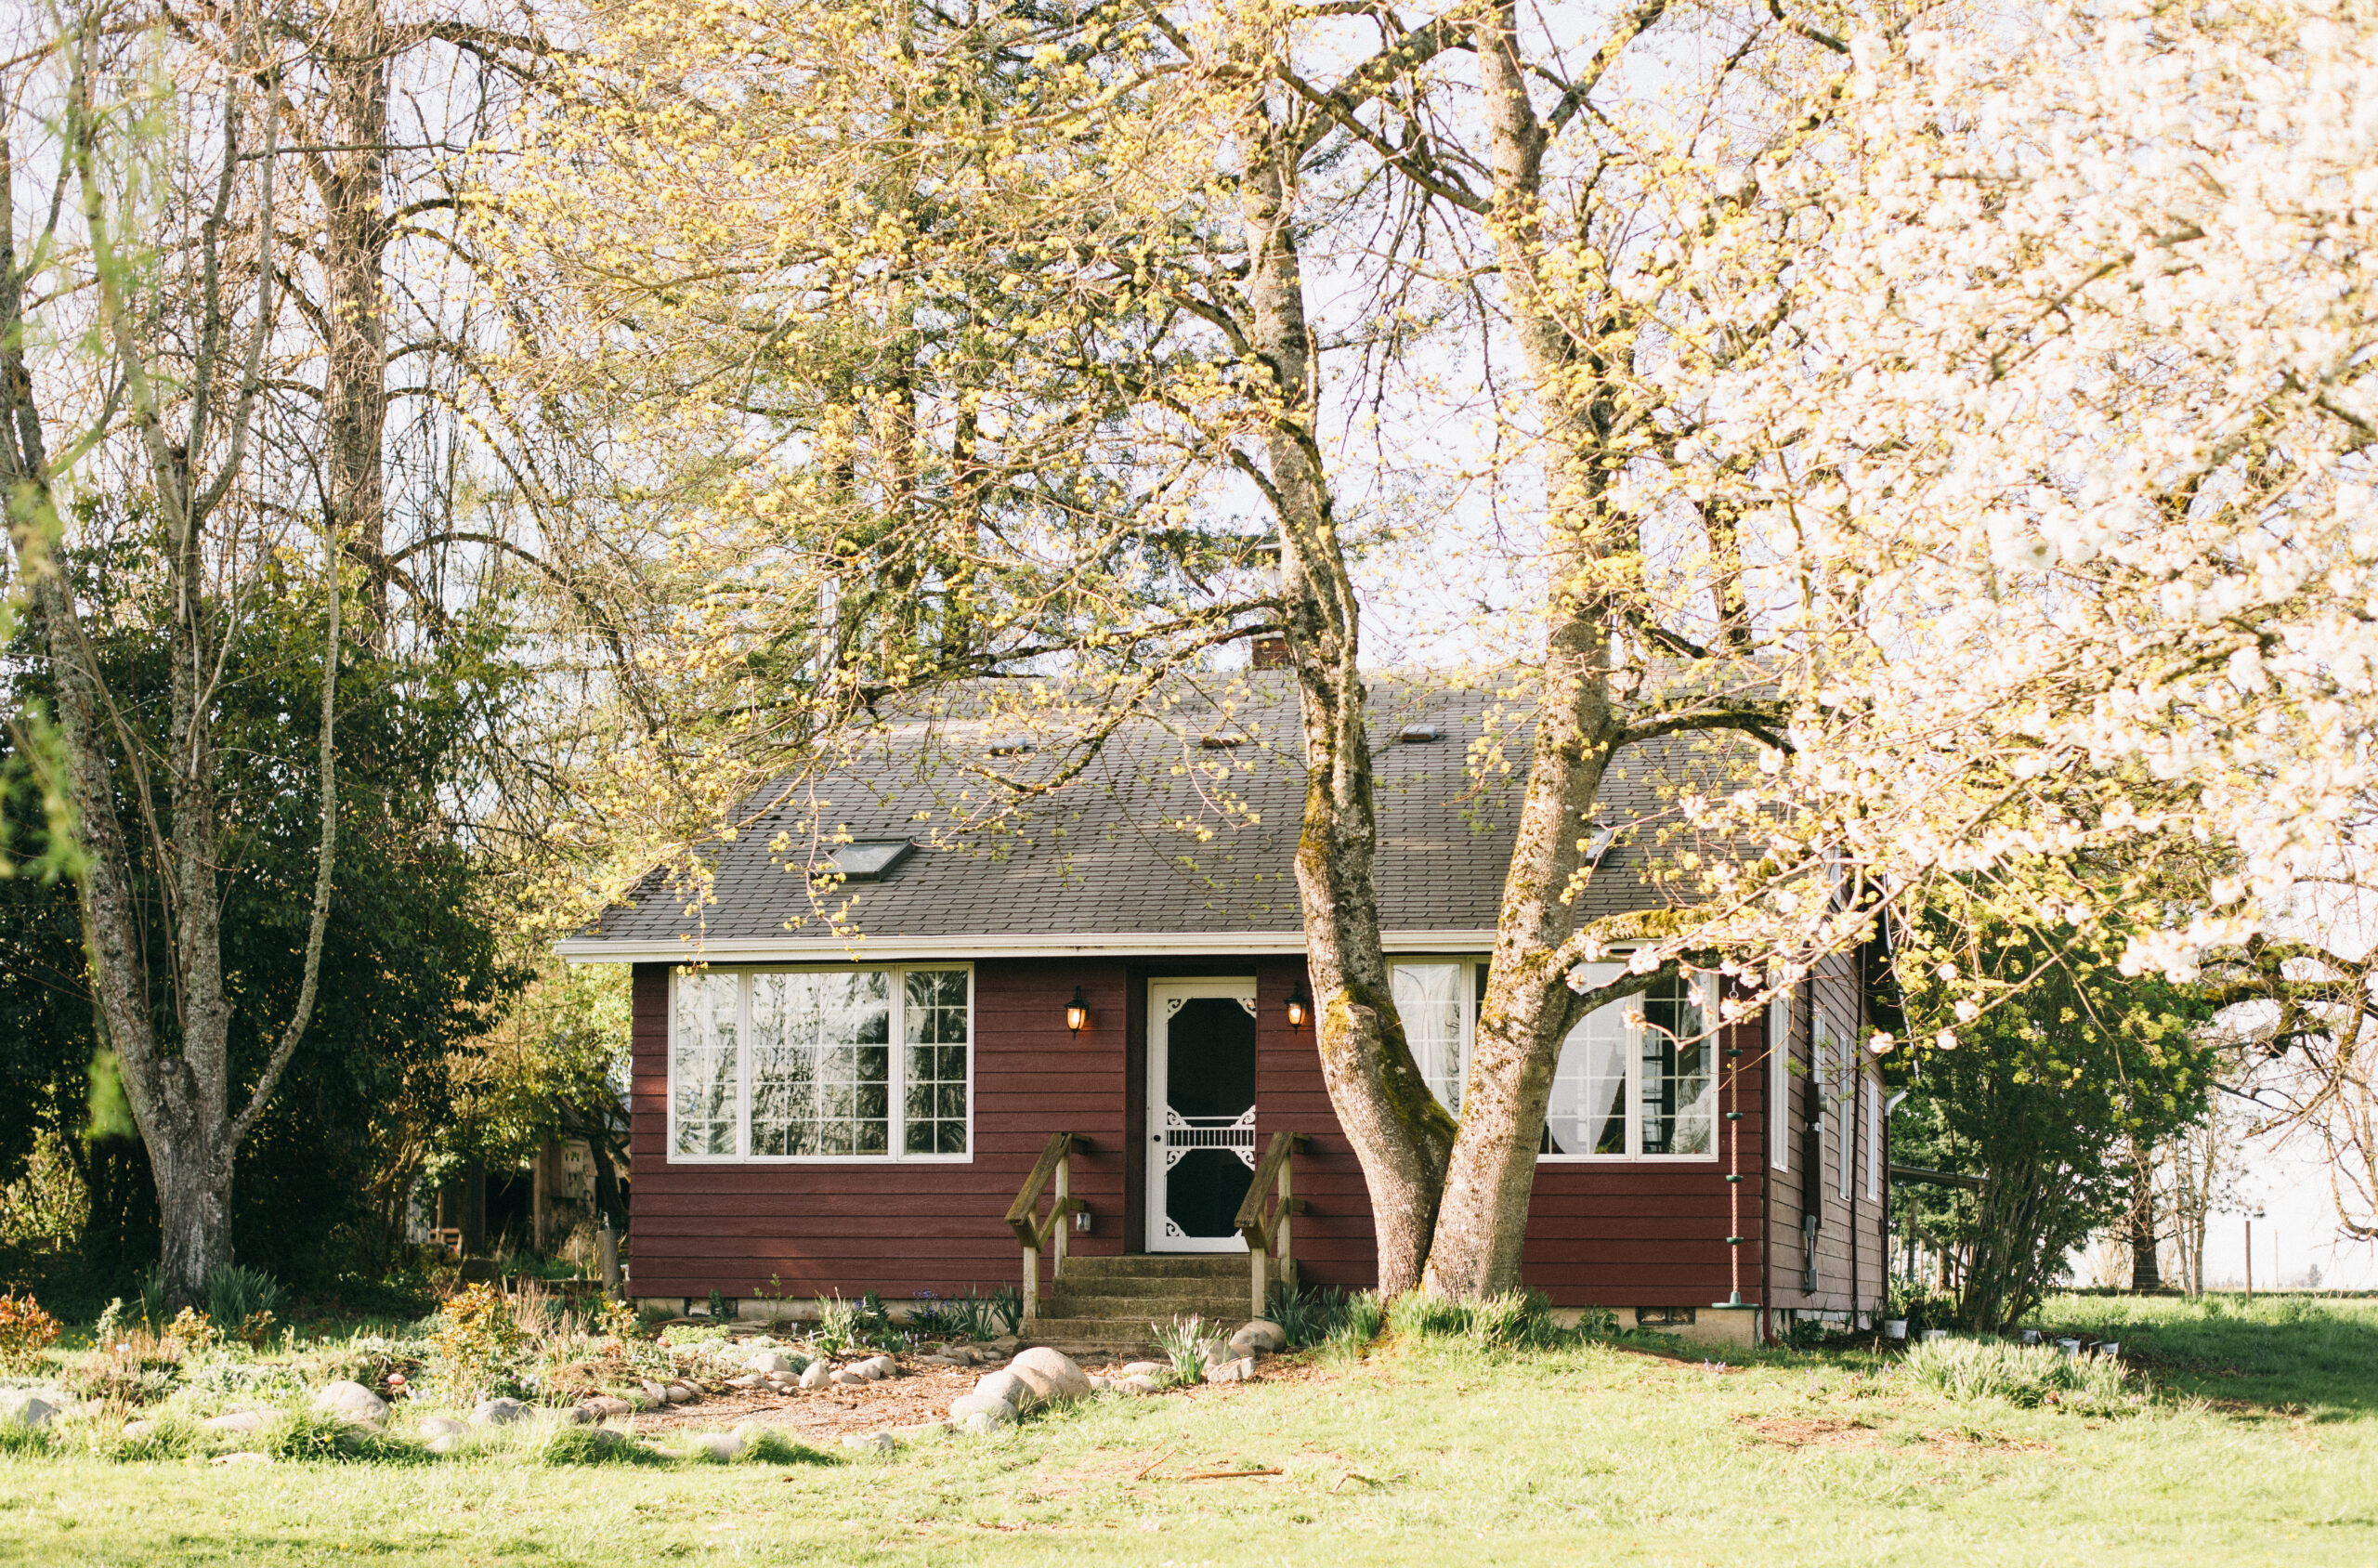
top-left (1065, 987), bottom-right (1091, 1037)
top-left (1286, 983), bottom-right (1311, 1031)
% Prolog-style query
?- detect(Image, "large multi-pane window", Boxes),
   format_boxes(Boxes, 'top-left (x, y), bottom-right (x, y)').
top-left (1391, 959), bottom-right (1718, 1162)
top-left (671, 967), bottom-right (972, 1161)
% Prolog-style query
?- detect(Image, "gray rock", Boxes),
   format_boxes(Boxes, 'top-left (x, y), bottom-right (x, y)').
top-left (973, 1368), bottom-right (1033, 1411)
top-left (473, 1397), bottom-right (529, 1426)
top-left (417, 1416), bottom-right (467, 1437)
top-left (563, 1405), bottom-right (597, 1424)
top-left (921, 1355), bottom-right (963, 1367)
top-left (202, 1409), bottom-right (268, 1433)
top-left (841, 1431), bottom-right (896, 1454)
top-left (850, 1355), bottom-right (895, 1380)
top-left (960, 1410), bottom-right (1006, 1435)
top-left (986, 1336), bottom-right (1020, 1354)
top-left (745, 1351), bottom-right (798, 1376)
top-left (947, 1391), bottom-right (1016, 1423)
top-left (0, 1391), bottom-right (58, 1429)
top-left (1117, 1374), bottom-right (1161, 1395)
top-left (664, 1383), bottom-right (697, 1405)
top-left (312, 1379), bottom-right (389, 1427)
top-left (121, 1418), bottom-right (154, 1439)
top-left (639, 1379), bottom-right (670, 1407)
top-left (798, 1362), bottom-right (834, 1391)
top-left (1008, 1347), bottom-right (1092, 1405)
top-left (1205, 1356), bottom-right (1256, 1385)
top-left (427, 1433), bottom-right (462, 1455)
top-left (830, 1369), bottom-right (869, 1388)
top-left (685, 1431), bottom-right (743, 1461)
top-left (585, 1396), bottom-right (634, 1419)
top-left (1228, 1319), bottom-right (1287, 1355)
top-left (727, 1374), bottom-right (763, 1390)
top-left (1119, 1360), bottom-right (1169, 1379)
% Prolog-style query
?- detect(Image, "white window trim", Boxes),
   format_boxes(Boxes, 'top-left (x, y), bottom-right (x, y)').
top-left (1865, 1071), bottom-right (1884, 1200)
top-left (666, 963), bottom-right (975, 1165)
top-left (1768, 980), bottom-right (1792, 1172)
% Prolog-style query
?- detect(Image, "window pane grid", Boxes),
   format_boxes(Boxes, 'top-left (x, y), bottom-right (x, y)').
top-left (673, 967), bottom-right (968, 1161)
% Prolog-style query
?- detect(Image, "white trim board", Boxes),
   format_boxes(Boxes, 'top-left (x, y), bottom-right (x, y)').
top-left (556, 928), bottom-right (1502, 964)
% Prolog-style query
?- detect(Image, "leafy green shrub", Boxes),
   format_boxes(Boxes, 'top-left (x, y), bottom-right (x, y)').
top-left (85, 1412), bottom-right (203, 1462)
top-left (659, 1323), bottom-right (729, 1348)
top-left (205, 1265), bottom-right (281, 1329)
top-left (259, 1405), bottom-right (417, 1463)
top-left (1153, 1314), bottom-right (1210, 1384)
top-left (1902, 1337), bottom-right (2139, 1414)
top-left (539, 1424), bottom-right (649, 1466)
top-left (426, 1285), bottom-right (525, 1401)
top-left (0, 1419), bottom-right (56, 1457)
top-left (737, 1428), bottom-right (832, 1465)
top-left (182, 1359), bottom-right (305, 1400)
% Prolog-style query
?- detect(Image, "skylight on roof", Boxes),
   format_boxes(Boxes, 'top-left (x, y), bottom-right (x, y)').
top-left (1396, 722), bottom-right (1444, 743)
top-left (812, 841), bottom-right (915, 882)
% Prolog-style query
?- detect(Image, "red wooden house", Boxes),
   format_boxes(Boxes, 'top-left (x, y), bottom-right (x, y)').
top-left (557, 681), bottom-right (1890, 1346)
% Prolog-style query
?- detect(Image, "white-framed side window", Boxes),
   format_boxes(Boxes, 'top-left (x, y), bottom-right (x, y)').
top-left (1814, 1004), bottom-right (1854, 1201)
top-left (1768, 978), bottom-right (1792, 1172)
top-left (1388, 958), bottom-right (1719, 1162)
top-left (1865, 1070), bottom-right (1884, 1200)
top-left (669, 965), bottom-right (973, 1162)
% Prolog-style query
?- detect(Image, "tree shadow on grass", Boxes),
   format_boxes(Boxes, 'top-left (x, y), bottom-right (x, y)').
top-left (2042, 1296), bottom-right (2378, 1421)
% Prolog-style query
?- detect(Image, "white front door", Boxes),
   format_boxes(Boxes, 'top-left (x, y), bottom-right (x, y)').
top-left (1146, 979), bottom-right (1259, 1253)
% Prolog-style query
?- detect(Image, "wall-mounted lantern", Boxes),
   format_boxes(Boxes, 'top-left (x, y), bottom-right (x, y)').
top-left (1285, 983), bottom-right (1311, 1031)
top-left (1065, 986), bottom-right (1090, 1038)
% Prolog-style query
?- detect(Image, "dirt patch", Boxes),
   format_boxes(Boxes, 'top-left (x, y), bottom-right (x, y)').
top-left (1735, 1415), bottom-right (1878, 1449)
top-left (1919, 1427), bottom-right (2053, 1456)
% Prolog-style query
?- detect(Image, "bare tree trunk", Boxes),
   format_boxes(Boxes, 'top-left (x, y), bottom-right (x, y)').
top-left (1, 32), bottom-right (341, 1305)
top-left (323, 0), bottom-right (391, 640)
top-left (1237, 113), bottom-right (1452, 1294)
top-left (2127, 1136), bottom-right (2162, 1291)
top-left (1422, 1), bottom-right (1627, 1298)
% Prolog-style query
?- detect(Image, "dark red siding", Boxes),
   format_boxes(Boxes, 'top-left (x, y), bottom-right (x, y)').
top-left (629, 956), bottom-right (1843, 1314)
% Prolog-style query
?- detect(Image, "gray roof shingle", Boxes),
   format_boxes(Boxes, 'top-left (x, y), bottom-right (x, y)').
top-left (558, 675), bottom-right (1705, 958)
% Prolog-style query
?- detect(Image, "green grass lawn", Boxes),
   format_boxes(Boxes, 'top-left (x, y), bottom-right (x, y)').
top-left (3, 1293), bottom-right (2373, 1566)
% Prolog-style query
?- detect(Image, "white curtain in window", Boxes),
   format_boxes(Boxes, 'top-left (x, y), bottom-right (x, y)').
top-left (1392, 963), bottom-right (1468, 1112)
top-left (1546, 999), bottom-right (1630, 1155)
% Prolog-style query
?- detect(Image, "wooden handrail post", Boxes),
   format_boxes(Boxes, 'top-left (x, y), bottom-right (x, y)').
top-left (1006, 1132), bottom-right (1090, 1329)
top-left (1053, 1149), bottom-right (1071, 1274)
top-left (1235, 1130), bottom-right (1309, 1322)
top-left (1277, 1148), bottom-right (1294, 1293)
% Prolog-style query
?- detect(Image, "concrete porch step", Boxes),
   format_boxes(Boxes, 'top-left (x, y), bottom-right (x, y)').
top-left (1021, 1317), bottom-right (1171, 1351)
top-left (1056, 1254), bottom-right (1248, 1281)
top-left (1039, 1293), bottom-right (1251, 1323)
top-left (1048, 1271), bottom-right (1256, 1299)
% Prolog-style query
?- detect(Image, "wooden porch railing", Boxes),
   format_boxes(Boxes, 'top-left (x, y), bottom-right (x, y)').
top-left (1234, 1130), bottom-right (1309, 1317)
top-left (1005, 1132), bottom-right (1090, 1324)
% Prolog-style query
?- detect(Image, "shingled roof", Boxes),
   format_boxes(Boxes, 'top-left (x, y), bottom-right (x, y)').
top-left (555, 674), bottom-right (1706, 961)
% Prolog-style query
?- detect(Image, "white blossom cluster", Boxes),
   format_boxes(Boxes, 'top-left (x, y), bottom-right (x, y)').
top-left (1645, 0), bottom-right (2378, 984)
